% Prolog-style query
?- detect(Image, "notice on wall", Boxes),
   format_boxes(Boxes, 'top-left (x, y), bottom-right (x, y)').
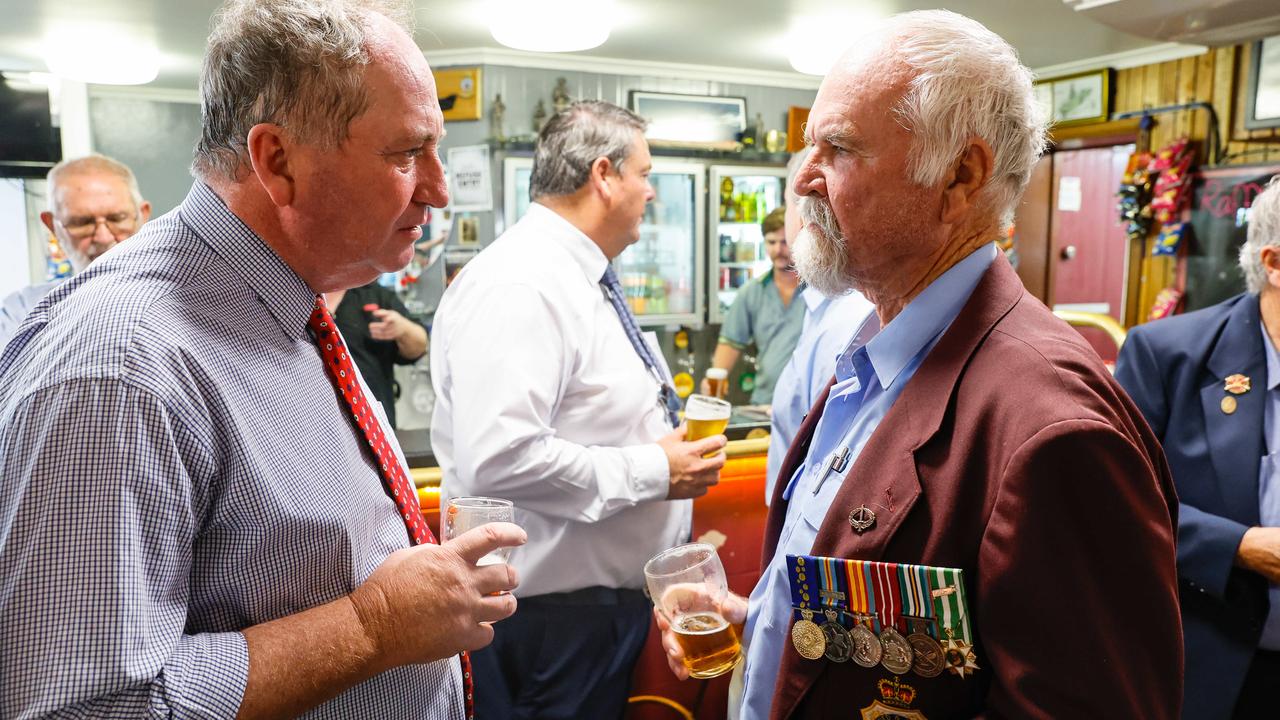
top-left (447, 145), bottom-right (492, 212)
top-left (1057, 176), bottom-right (1082, 212)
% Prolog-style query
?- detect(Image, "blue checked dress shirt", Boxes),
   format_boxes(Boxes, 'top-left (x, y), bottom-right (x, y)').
top-left (0, 182), bottom-right (464, 719)
top-left (600, 266), bottom-right (682, 427)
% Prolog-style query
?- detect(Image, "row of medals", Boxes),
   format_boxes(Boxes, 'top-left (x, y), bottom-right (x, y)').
top-left (793, 608), bottom-right (947, 678)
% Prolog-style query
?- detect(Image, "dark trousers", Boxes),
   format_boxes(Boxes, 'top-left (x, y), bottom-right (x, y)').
top-left (472, 586), bottom-right (651, 720)
top-left (1233, 649), bottom-right (1280, 719)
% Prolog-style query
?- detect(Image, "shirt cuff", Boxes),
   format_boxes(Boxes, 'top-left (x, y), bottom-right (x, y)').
top-left (718, 336), bottom-right (748, 350)
top-left (627, 443), bottom-right (671, 502)
top-left (156, 632), bottom-right (250, 717)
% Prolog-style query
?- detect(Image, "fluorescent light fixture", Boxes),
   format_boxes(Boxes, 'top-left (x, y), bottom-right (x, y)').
top-left (785, 8), bottom-right (887, 76)
top-left (489, 0), bottom-right (614, 53)
top-left (44, 28), bottom-right (159, 85)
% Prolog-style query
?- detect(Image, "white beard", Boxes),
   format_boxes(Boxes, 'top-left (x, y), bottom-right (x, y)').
top-left (793, 195), bottom-right (855, 297)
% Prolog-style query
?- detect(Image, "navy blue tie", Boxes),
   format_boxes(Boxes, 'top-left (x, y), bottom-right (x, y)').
top-left (600, 266), bottom-right (682, 428)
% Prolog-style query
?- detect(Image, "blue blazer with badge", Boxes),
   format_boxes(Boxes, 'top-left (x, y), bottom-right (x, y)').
top-left (1115, 292), bottom-right (1269, 720)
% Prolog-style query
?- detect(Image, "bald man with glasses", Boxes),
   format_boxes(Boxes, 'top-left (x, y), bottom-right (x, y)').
top-left (1, 153), bottom-right (151, 346)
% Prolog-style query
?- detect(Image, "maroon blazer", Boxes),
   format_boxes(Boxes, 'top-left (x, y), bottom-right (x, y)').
top-left (764, 256), bottom-right (1182, 719)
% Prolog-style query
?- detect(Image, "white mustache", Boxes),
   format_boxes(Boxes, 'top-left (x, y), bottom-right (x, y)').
top-left (798, 195), bottom-right (842, 241)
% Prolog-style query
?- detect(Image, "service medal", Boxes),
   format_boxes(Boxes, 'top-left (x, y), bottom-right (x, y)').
top-left (943, 637), bottom-right (980, 678)
top-left (792, 608), bottom-right (826, 660)
top-left (879, 626), bottom-right (915, 675)
top-left (907, 632), bottom-right (945, 678)
top-left (850, 620), bottom-right (882, 668)
top-left (822, 613), bottom-right (854, 663)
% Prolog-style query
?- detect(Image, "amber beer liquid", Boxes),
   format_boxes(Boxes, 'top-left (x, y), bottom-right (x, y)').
top-left (704, 367), bottom-right (728, 399)
top-left (684, 394), bottom-right (731, 457)
top-left (673, 611), bottom-right (742, 678)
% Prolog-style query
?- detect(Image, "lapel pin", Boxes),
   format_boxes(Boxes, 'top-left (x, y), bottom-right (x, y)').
top-left (849, 505), bottom-right (877, 534)
top-left (1221, 396), bottom-right (1237, 415)
top-left (1225, 374), bottom-right (1251, 395)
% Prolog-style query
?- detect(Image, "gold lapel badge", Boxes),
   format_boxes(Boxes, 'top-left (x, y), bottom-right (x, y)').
top-left (849, 505), bottom-right (877, 534)
top-left (1221, 396), bottom-right (1237, 415)
top-left (1224, 374), bottom-right (1251, 395)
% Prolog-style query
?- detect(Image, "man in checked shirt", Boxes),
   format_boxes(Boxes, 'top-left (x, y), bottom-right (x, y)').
top-left (0, 1), bottom-right (522, 718)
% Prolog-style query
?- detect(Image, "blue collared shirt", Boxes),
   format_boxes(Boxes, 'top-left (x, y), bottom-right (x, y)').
top-left (740, 243), bottom-right (997, 720)
top-left (0, 182), bottom-right (464, 719)
top-left (766, 287), bottom-right (876, 503)
top-left (1257, 321), bottom-right (1280, 650)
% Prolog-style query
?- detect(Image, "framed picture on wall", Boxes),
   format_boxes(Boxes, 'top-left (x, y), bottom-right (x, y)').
top-left (1035, 68), bottom-right (1113, 127)
top-left (628, 91), bottom-right (746, 149)
top-left (1245, 36), bottom-right (1280, 130)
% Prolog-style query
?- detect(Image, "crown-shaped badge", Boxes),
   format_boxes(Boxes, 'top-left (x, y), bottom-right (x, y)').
top-left (877, 677), bottom-right (917, 708)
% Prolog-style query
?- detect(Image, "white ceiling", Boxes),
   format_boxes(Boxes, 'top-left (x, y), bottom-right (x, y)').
top-left (0, 0), bottom-right (1197, 90)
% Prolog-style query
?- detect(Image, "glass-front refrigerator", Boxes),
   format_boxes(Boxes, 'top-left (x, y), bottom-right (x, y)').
top-left (502, 155), bottom-right (533, 234)
top-left (502, 157), bottom-right (705, 327)
top-left (616, 161), bottom-right (705, 327)
top-left (707, 165), bottom-right (787, 324)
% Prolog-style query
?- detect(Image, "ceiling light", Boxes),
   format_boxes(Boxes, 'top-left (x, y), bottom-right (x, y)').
top-left (489, 0), bottom-right (614, 53)
top-left (44, 28), bottom-right (159, 85)
top-left (785, 9), bottom-right (887, 76)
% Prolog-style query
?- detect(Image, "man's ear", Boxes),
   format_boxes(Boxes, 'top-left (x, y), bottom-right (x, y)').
top-left (138, 201), bottom-right (153, 225)
top-left (39, 210), bottom-right (56, 236)
top-left (589, 156), bottom-right (614, 203)
top-left (940, 138), bottom-right (994, 225)
top-left (1261, 245), bottom-right (1280, 291)
top-left (246, 123), bottom-right (295, 207)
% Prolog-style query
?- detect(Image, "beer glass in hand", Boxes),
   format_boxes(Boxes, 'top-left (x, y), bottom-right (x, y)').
top-left (644, 542), bottom-right (742, 679)
top-left (684, 394), bottom-right (731, 458)
top-left (704, 367), bottom-right (728, 399)
top-left (443, 497), bottom-right (515, 566)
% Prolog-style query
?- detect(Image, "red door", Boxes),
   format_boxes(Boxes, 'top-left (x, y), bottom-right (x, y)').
top-left (1049, 144), bottom-right (1134, 363)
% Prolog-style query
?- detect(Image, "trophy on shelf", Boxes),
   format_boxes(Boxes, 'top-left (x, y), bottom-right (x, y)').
top-left (532, 99), bottom-right (548, 135)
top-left (552, 77), bottom-right (572, 115)
top-left (490, 93), bottom-right (507, 142)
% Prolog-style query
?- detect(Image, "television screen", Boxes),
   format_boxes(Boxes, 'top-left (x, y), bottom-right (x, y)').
top-left (0, 73), bottom-right (61, 178)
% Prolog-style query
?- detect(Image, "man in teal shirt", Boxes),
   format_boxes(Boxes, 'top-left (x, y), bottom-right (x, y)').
top-left (712, 206), bottom-right (806, 404)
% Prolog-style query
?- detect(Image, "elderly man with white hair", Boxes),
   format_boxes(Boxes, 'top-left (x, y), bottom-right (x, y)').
top-left (658, 9), bottom-right (1181, 719)
top-left (1117, 175), bottom-right (1280, 720)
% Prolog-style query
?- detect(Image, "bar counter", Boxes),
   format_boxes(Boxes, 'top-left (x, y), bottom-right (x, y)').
top-left (412, 436), bottom-right (771, 720)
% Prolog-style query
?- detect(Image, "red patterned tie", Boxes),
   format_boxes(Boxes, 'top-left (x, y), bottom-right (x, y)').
top-left (309, 295), bottom-right (474, 718)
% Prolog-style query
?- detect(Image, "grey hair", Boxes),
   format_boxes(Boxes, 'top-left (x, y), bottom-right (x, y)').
top-left (784, 146), bottom-right (812, 203)
top-left (881, 10), bottom-right (1048, 229)
top-left (529, 101), bottom-right (648, 200)
top-left (46, 153), bottom-right (145, 217)
top-left (1239, 175), bottom-right (1280, 294)
top-left (193, 0), bottom-right (415, 182)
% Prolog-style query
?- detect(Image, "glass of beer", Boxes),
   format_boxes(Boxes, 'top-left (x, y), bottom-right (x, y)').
top-left (644, 542), bottom-right (742, 679)
top-left (442, 496), bottom-right (515, 566)
top-left (685, 394), bottom-right (731, 457)
top-left (704, 367), bottom-right (728, 399)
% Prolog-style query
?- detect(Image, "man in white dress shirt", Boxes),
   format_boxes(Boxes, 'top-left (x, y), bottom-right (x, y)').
top-left (431, 100), bottom-right (727, 720)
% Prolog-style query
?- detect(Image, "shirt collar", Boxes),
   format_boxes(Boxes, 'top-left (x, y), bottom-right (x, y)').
top-left (839, 242), bottom-right (997, 390)
top-left (527, 202), bottom-right (611, 284)
top-left (179, 182), bottom-right (316, 341)
top-left (1262, 320), bottom-right (1280, 392)
top-left (801, 286), bottom-right (828, 312)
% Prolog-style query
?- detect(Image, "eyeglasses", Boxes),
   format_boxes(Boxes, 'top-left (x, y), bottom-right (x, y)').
top-left (58, 212), bottom-right (138, 239)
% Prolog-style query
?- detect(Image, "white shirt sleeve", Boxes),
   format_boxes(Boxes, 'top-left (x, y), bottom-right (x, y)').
top-left (437, 283), bottom-right (669, 523)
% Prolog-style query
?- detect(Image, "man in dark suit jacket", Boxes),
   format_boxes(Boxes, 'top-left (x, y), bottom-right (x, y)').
top-left (656, 9), bottom-right (1182, 719)
top-left (1115, 175), bottom-right (1280, 720)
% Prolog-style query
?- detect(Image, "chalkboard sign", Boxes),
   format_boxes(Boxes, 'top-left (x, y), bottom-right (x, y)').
top-left (1185, 164), bottom-right (1280, 311)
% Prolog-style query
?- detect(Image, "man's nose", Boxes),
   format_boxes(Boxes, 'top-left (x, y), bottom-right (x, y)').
top-left (416, 155), bottom-right (450, 208)
top-left (91, 219), bottom-right (115, 243)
